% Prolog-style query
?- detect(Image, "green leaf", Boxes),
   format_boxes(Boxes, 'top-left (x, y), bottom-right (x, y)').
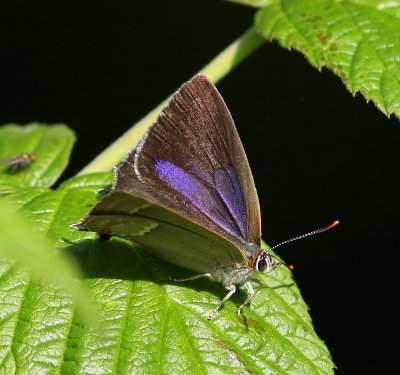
top-left (0, 124), bottom-right (334, 373)
top-left (228, 0), bottom-right (400, 119)
top-left (0, 200), bottom-right (100, 330)
top-left (0, 123), bottom-right (75, 193)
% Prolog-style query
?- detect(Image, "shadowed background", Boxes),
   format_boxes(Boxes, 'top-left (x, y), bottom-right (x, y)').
top-left (1, 1), bottom-right (398, 373)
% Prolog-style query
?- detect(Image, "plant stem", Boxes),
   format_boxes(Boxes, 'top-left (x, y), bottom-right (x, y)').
top-left (77, 26), bottom-right (263, 175)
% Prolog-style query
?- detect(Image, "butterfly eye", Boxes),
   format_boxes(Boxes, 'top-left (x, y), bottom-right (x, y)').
top-left (255, 252), bottom-right (273, 273)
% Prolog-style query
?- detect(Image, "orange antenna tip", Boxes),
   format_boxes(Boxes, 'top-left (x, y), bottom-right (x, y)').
top-left (323, 220), bottom-right (340, 231)
top-left (289, 264), bottom-right (295, 270)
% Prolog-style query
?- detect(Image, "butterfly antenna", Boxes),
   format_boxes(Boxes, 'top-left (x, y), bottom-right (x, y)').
top-left (269, 220), bottom-right (340, 253)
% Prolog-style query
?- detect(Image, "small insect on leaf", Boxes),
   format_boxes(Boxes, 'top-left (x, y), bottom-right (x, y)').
top-left (1, 153), bottom-right (35, 173)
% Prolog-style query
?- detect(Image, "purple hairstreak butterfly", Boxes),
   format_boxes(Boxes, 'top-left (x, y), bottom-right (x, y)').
top-left (74, 75), bottom-right (339, 318)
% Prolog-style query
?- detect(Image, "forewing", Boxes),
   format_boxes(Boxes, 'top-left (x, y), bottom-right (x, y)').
top-left (116, 75), bottom-right (261, 250)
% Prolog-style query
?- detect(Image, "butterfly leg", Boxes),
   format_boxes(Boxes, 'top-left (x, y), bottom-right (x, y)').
top-left (206, 284), bottom-right (237, 320)
top-left (169, 273), bottom-right (212, 282)
top-left (236, 279), bottom-right (264, 316)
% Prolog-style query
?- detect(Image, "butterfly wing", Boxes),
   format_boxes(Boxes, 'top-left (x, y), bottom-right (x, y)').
top-left (80, 191), bottom-right (248, 274)
top-left (118, 75), bottom-right (261, 248)
top-left (79, 75), bottom-right (261, 271)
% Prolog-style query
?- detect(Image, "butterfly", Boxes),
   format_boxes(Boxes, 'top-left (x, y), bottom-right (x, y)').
top-left (74, 75), bottom-right (338, 318)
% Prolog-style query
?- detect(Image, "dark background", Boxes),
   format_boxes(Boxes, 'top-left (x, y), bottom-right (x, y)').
top-left (1, 1), bottom-right (398, 373)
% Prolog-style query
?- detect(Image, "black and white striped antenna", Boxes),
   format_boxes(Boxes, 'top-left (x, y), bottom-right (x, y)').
top-left (269, 220), bottom-right (340, 253)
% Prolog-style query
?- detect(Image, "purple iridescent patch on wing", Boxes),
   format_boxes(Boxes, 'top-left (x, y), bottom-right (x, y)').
top-left (154, 160), bottom-right (247, 238)
top-left (215, 168), bottom-right (247, 237)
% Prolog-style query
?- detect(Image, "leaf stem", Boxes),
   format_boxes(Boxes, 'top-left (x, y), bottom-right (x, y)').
top-left (77, 26), bottom-right (263, 175)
